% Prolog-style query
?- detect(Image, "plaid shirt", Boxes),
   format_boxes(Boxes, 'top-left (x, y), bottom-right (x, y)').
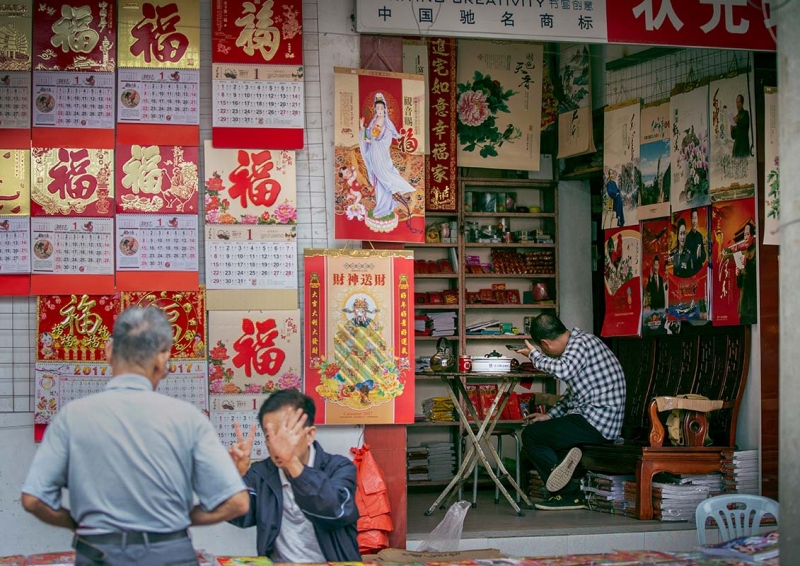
top-left (529, 328), bottom-right (626, 439)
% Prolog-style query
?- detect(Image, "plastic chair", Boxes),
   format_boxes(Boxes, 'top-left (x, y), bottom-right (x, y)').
top-left (695, 494), bottom-right (779, 545)
top-left (456, 427), bottom-right (521, 507)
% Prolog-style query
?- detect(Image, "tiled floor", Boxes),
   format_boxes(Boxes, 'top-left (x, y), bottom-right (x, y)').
top-left (406, 490), bottom-right (713, 556)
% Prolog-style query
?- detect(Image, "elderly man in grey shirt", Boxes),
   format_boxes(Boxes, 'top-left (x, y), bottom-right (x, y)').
top-left (21, 307), bottom-right (250, 565)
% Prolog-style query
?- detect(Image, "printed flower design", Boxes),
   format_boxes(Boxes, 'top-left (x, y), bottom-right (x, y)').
top-left (242, 214), bottom-right (259, 224)
top-left (677, 129), bottom-right (709, 203)
top-left (273, 202), bottom-right (297, 224)
top-left (457, 90), bottom-right (490, 127)
top-left (209, 378), bottom-right (225, 394)
top-left (245, 383), bottom-right (263, 394)
top-left (346, 203), bottom-right (366, 221)
top-left (278, 371), bottom-right (301, 390)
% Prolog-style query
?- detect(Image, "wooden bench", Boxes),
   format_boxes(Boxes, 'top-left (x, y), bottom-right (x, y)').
top-left (580, 326), bottom-right (750, 520)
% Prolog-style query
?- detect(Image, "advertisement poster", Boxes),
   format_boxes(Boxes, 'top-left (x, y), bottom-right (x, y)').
top-left (670, 85), bottom-right (710, 212)
top-left (557, 44), bottom-right (595, 159)
top-left (709, 73), bottom-right (756, 202)
top-left (641, 218), bottom-right (671, 336)
top-left (764, 87), bottom-right (779, 246)
top-left (601, 227), bottom-right (641, 338)
top-left (0, 1), bottom-right (33, 148)
top-left (603, 100), bottom-right (640, 228)
top-left (208, 310), bottom-right (301, 402)
top-left (711, 198), bottom-right (757, 326)
top-left (668, 206), bottom-right (710, 323)
top-left (333, 67), bottom-right (426, 242)
top-left (211, 0), bottom-right (304, 149)
top-left (639, 100), bottom-right (671, 220)
top-left (457, 40), bottom-right (543, 171)
top-left (304, 249), bottom-right (414, 424)
top-left (31, 147), bottom-right (114, 217)
top-left (116, 145), bottom-right (199, 214)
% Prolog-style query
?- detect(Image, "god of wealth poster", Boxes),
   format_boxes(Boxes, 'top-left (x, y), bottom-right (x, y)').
top-left (304, 249), bottom-right (414, 424)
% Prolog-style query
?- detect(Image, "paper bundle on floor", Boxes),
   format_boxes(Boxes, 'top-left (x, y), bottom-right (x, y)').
top-left (582, 472), bottom-right (633, 515)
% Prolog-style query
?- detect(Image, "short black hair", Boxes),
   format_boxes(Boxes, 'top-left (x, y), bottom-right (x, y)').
top-left (258, 388), bottom-right (316, 429)
top-left (677, 217), bottom-right (687, 231)
top-left (530, 314), bottom-right (568, 343)
top-left (653, 255), bottom-right (660, 263)
top-left (745, 221), bottom-right (755, 236)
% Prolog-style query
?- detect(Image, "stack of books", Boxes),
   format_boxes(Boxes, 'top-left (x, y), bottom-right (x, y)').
top-left (428, 311), bottom-right (457, 336)
top-left (421, 397), bottom-right (455, 422)
top-left (407, 445), bottom-right (429, 482)
top-left (414, 315), bottom-right (429, 336)
top-left (623, 472), bottom-right (724, 521)
top-left (425, 441), bottom-right (456, 482)
top-left (722, 449), bottom-right (759, 495)
top-left (465, 319), bottom-right (502, 335)
top-left (582, 472), bottom-right (633, 516)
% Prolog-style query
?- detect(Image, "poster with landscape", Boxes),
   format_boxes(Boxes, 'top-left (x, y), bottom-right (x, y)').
top-left (639, 100), bottom-right (671, 220)
top-left (602, 100), bottom-right (640, 229)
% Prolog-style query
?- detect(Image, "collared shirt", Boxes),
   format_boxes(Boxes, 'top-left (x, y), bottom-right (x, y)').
top-left (21, 374), bottom-right (246, 533)
top-left (272, 444), bottom-right (326, 563)
top-left (529, 328), bottom-right (626, 439)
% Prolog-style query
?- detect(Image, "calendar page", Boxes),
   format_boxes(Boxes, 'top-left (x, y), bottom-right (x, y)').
top-left (116, 214), bottom-right (198, 271)
top-left (212, 64), bottom-right (304, 129)
top-left (117, 69), bottom-right (200, 126)
top-left (156, 360), bottom-right (209, 412)
top-left (205, 226), bottom-right (297, 290)
top-left (32, 71), bottom-right (115, 129)
top-left (0, 217), bottom-right (31, 274)
top-left (31, 217), bottom-right (114, 275)
top-left (0, 71), bottom-right (31, 130)
top-left (211, 410), bottom-right (267, 460)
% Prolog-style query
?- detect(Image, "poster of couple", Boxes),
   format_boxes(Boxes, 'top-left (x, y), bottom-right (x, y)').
top-left (333, 67), bottom-right (426, 242)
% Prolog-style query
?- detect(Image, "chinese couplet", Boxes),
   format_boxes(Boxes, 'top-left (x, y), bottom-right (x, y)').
top-left (603, 99), bottom-right (641, 228)
top-left (601, 227), bottom-right (642, 338)
top-left (333, 67), bottom-right (426, 242)
top-left (304, 249), bottom-right (415, 424)
top-left (457, 40), bottom-right (543, 171)
top-left (212, 0), bottom-right (305, 149)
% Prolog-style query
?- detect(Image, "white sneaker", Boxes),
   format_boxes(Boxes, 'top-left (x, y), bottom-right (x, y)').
top-left (545, 447), bottom-right (582, 493)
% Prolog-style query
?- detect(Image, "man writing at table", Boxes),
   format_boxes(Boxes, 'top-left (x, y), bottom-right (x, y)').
top-left (21, 307), bottom-right (250, 565)
top-left (516, 314), bottom-right (626, 510)
top-left (227, 389), bottom-right (361, 562)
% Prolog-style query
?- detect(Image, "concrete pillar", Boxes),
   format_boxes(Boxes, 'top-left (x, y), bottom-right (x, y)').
top-left (778, 1), bottom-right (800, 553)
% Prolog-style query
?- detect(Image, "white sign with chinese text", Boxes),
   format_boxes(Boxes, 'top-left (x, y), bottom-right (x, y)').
top-left (357, 0), bottom-right (607, 43)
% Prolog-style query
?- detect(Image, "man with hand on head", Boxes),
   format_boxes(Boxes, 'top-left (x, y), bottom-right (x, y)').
top-left (516, 314), bottom-right (626, 511)
top-left (21, 307), bottom-right (250, 565)
top-left (227, 389), bottom-right (361, 561)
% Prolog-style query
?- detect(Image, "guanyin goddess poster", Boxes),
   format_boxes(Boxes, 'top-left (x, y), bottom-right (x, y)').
top-left (333, 67), bottom-right (426, 242)
top-left (303, 249), bottom-right (415, 424)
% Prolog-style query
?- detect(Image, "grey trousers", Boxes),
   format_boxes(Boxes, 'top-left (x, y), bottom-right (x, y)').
top-left (73, 535), bottom-right (199, 566)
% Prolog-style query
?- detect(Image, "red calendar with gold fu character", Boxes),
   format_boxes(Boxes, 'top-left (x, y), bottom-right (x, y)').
top-left (304, 248), bottom-right (414, 424)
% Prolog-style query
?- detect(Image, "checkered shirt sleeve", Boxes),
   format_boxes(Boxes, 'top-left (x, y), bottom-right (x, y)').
top-left (530, 328), bottom-right (626, 439)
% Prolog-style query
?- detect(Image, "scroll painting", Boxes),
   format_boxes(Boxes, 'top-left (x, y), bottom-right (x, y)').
top-left (668, 206), bottom-right (710, 324)
top-left (639, 100), bottom-right (671, 220)
top-left (764, 87), bottom-right (779, 246)
top-left (557, 44), bottom-right (595, 159)
top-left (601, 227), bottom-right (641, 338)
top-left (333, 67), bottom-right (426, 242)
top-left (709, 73), bottom-right (756, 202)
top-left (304, 249), bottom-right (415, 424)
top-left (602, 100), bottom-right (640, 229)
top-left (711, 198), bottom-right (757, 326)
top-left (670, 85), bottom-right (710, 212)
top-left (457, 40), bottom-right (543, 170)
top-left (641, 218), bottom-right (671, 336)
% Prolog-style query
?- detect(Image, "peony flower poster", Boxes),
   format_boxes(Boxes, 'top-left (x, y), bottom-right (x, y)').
top-left (603, 99), bottom-right (640, 229)
top-left (708, 73), bottom-right (757, 202)
top-left (764, 86), bottom-right (779, 245)
top-left (456, 40), bottom-right (543, 171)
top-left (203, 141), bottom-right (298, 309)
top-left (208, 309), bottom-right (302, 410)
top-left (601, 227), bottom-right (642, 338)
top-left (333, 67), bottom-right (426, 242)
top-left (304, 248), bottom-right (415, 424)
top-left (670, 84), bottom-right (710, 212)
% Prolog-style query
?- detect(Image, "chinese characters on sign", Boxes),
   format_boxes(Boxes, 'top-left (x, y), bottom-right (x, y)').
top-left (212, 0), bottom-right (304, 148)
top-left (304, 248), bottom-right (415, 424)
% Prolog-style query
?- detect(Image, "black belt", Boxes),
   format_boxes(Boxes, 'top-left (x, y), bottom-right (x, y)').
top-left (78, 529), bottom-right (188, 546)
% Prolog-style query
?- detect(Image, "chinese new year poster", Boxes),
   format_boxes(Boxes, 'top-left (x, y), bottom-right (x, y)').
top-left (709, 72), bottom-right (756, 202)
top-left (601, 227), bottom-right (641, 338)
top-left (334, 67), bottom-right (426, 242)
top-left (641, 218), bottom-right (671, 336)
top-left (304, 249), bottom-right (414, 424)
top-left (668, 206), bottom-right (710, 323)
top-left (711, 198), bottom-right (757, 326)
top-left (116, 145), bottom-right (199, 214)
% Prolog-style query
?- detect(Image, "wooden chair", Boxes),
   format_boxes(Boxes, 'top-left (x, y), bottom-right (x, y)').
top-left (580, 326), bottom-right (750, 520)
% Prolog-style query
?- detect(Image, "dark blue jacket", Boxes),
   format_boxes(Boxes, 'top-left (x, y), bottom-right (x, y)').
top-left (228, 441), bottom-right (361, 561)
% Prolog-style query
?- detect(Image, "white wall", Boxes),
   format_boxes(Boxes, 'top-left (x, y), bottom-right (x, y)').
top-left (558, 181), bottom-right (594, 333)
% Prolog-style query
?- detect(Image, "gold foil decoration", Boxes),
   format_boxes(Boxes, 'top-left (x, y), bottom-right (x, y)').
top-left (0, 149), bottom-right (30, 215)
top-left (0, 0), bottom-right (32, 71)
top-left (118, 0), bottom-right (200, 69)
top-left (32, 147), bottom-right (114, 216)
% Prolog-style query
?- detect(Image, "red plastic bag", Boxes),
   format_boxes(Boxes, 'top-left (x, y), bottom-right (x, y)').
top-left (351, 443), bottom-right (388, 495)
top-left (351, 444), bottom-right (393, 554)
